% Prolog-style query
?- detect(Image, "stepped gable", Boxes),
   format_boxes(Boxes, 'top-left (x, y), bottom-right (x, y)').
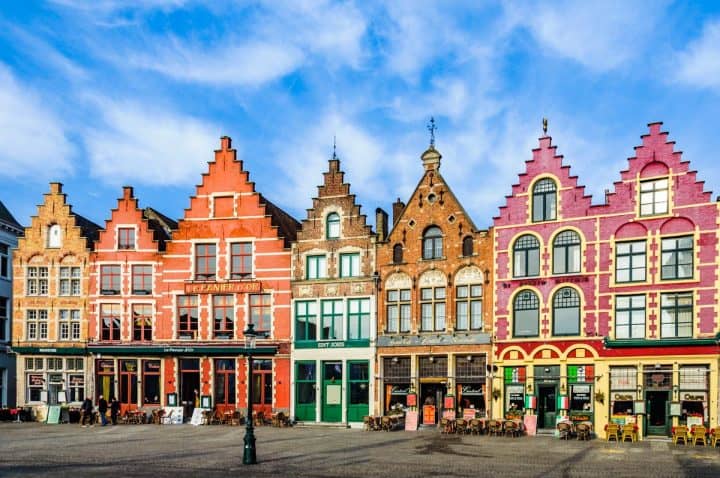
top-left (95, 186), bottom-right (176, 252)
top-left (0, 199), bottom-right (23, 231)
top-left (297, 157), bottom-right (373, 241)
top-left (171, 136), bottom-right (298, 247)
top-left (601, 122), bottom-right (712, 213)
top-left (494, 134), bottom-right (593, 225)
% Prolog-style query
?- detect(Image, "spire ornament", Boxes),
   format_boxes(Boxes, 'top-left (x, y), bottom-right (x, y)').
top-left (542, 117), bottom-right (548, 135)
top-left (427, 117), bottom-right (437, 148)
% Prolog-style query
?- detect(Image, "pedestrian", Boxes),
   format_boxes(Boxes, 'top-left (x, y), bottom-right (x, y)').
top-left (98, 395), bottom-right (108, 426)
top-left (80, 397), bottom-right (94, 427)
top-left (110, 397), bottom-right (120, 426)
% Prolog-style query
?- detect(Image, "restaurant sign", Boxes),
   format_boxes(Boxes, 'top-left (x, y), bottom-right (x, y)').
top-left (184, 281), bottom-right (262, 294)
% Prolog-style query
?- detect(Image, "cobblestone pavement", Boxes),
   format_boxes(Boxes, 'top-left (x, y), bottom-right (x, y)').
top-left (1, 423), bottom-right (719, 477)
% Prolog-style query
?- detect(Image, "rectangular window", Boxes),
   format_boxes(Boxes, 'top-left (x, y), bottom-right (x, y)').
top-left (230, 242), bottom-right (252, 279)
top-left (27, 266), bottom-right (49, 296)
top-left (100, 265), bottom-right (121, 295)
top-left (59, 309), bottom-right (80, 341)
top-left (455, 285), bottom-right (482, 330)
top-left (68, 374), bottom-right (85, 402)
top-left (321, 299), bottom-right (343, 340)
top-left (306, 255), bottom-right (327, 280)
top-left (131, 265), bottom-right (153, 295)
top-left (132, 304), bottom-right (153, 341)
top-left (660, 292), bottom-right (693, 338)
top-left (177, 295), bottom-right (198, 338)
top-left (142, 360), bottom-right (161, 405)
top-left (118, 227), bottom-right (136, 250)
top-left (26, 309), bottom-right (48, 340)
top-left (639, 178), bottom-right (669, 216)
top-left (615, 240), bottom-right (646, 283)
top-left (661, 236), bottom-right (693, 280)
top-left (195, 243), bottom-right (216, 280)
top-left (0, 243), bottom-right (8, 279)
top-left (213, 295), bottom-right (234, 338)
top-left (27, 374), bottom-right (44, 402)
top-left (348, 298), bottom-right (370, 340)
top-left (386, 289), bottom-right (411, 333)
top-left (420, 287), bottom-right (445, 331)
top-left (249, 294), bottom-right (271, 332)
top-left (339, 253), bottom-right (360, 278)
top-left (0, 297), bottom-right (7, 342)
top-left (295, 300), bottom-right (317, 341)
top-left (100, 304), bottom-right (121, 341)
top-left (615, 295), bottom-right (645, 339)
top-left (59, 266), bottom-right (81, 296)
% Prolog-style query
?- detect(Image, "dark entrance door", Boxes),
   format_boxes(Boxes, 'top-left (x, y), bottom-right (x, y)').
top-left (180, 359), bottom-right (200, 419)
top-left (537, 385), bottom-right (557, 429)
top-left (420, 383), bottom-right (446, 424)
top-left (646, 391), bottom-right (669, 436)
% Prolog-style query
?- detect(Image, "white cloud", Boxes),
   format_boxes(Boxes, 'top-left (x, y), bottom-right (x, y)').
top-left (0, 64), bottom-right (75, 179)
top-left (674, 19), bottom-right (720, 90)
top-left (126, 38), bottom-right (303, 87)
top-left (50, 0), bottom-right (187, 14)
top-left (504, 0), bottom-right (669, 71)
top-left (83, 99), bottom-right (220, 186)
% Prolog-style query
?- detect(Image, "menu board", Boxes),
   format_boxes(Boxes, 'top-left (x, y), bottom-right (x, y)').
top-left (423, 405), bottom-right (436, 425)
top-left (46, 406), bottom-right (61, 424)
top-left (463, 409), bottom-right (476, 420)
top-left (190, 408), bottom-right (210, 426)
top-left (406, 394), bottom-right (417, 407)
top-left (404, 411), bottom-right (418, 431)
top-left (523, 415), bottom-right (537, 436)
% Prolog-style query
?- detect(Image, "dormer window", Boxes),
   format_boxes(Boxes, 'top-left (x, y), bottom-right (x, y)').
top-left (47, 224), bottom-right (62, 248)
top-left (118, 228), bottom-right (135, 250)
top-left (422, 226), bottom-right (443, 260)
top-left (639, 178), bottom-right (668, 216)
top-left (326, 213), bottom-right (340, 239)
top-left (532, 178), bottom-right (557, 222)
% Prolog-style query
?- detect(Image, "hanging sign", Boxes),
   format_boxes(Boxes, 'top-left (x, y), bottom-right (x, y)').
top-left (404, 411), bottom-right (419, 431)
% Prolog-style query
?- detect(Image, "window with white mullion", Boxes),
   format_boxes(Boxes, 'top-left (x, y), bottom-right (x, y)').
top-left (615, 295), bottom-right (645, 339)
top-left (639, 178), bottom-right (669, 216)
top-left (661, 236), bottom-right (693, 280)
top-left (615, 240), bottom-right (646, 283)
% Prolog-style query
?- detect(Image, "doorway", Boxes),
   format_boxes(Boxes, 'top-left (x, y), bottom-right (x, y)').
top-left (119, 360), bottom-right (138, 411)
top-left (252, 359), bottom-right (273, 417)
top-left (179, 359), bottom-right (200, 419)
top-left (646, 391), bottom-right (669, 436)
top-left (322, 362), bottom-right (343, 422)
top-left (537, 385), bottom-right (557, 429)
top-left (420, 383), bottom-right (447, 424)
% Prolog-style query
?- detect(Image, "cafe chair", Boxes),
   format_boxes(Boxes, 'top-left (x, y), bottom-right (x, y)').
top-left (605, 423), bottom-right (620, 442)
top-left (557, 422), bottom-right (572, 440)
top-left (363, 416), bottom-right (375, 431)
top-left (488, 419), bottom-right (503, 437)
top-left (503, 420), bottom-right (520, 438)
top-left (455, 418), bottom-right (468, 435)
top-left (621, 424), bottom-right (637, 443)
top-left (575, 423), bottom-right (591, 441)
top-left (469, 418), bottom-right (482, 435)
top-left (710, 428), bottom-right (720, 447)
top-left (672, 426), bottom-right (688, 445)
top-left (439, 417), bottom-right (452, 434)
top-left (692, 426), bottom-right (707, 446)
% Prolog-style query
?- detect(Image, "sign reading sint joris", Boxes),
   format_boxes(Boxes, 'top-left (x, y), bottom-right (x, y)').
top-left (184, 281), bottom-right (262, 294)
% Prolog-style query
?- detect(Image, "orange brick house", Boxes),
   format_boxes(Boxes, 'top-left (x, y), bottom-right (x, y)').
top-left (376, 144), bottom-right (494, 425)
top-left (12, 183), bottom-right (100, 418)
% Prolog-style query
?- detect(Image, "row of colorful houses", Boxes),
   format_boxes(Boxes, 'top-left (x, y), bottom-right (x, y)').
top-left (3, 123), bottom-right (719, 439)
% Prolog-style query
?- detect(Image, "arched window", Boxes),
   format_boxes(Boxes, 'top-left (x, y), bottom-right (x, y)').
top-left (462, 236), bottom-right (474, 257)
top-left (552, 287), bottom-right (580, 336)
top-left (422, 226), bottom-right (443, 260)
top-left (513, 235), bottom-right (540, 278)
top-left (326, 213), bottom-right (340, 239)
top-left (47, 224), bottom-right (62, 248)
top-left (552, 231), bottom-right (581, 274)
top-left (393, 244), bottom-right (404, 264)
top-left (532, 178), bottom-right (557, 222)
top-left (513, 290), bottom-right (539, 337)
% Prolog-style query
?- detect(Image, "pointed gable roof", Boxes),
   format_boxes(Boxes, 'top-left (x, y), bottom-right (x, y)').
top-left (0, 199), bottom-right (23, 232)
top-left (298, 157), bottom-right (373, 240)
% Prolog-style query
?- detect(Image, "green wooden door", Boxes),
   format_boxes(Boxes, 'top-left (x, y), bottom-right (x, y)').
top-left (322, 362), bottom-right (342, 422)
top-left (295, 362), bottom-right (316, 421)
top-left (646, 391), bottom-right (670, 436)
top-left (347, 361), bottom-right (369, 422)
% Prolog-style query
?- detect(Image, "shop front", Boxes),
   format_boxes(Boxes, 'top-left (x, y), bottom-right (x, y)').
top-left (382, 356), bottom-right (412, 414)
top-left (503, 366), bottom-right (526, 421)
top-left (419, 356), bottom-right (448, 425)
top-left (454, 354), bottom-right (487, 417)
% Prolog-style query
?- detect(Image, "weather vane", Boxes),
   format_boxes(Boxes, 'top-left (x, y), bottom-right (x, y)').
top-left (427, 117), bottom-right (437, 147)
top-left (332, 135), bottom-right (337, 160)
top-left (543, 117), bottom-right (548, 135)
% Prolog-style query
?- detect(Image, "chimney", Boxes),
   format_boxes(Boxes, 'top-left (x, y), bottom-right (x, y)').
top-left (49, 182), bottom-right (63, 194)
top-left (122, 186), bottom-right (134, 200)
top-left (392, 198), bottom-right (405, 226)
top-left (220, 136), bottom-right (232, 151)
top-left (375, 208), bottom-right (388, 242)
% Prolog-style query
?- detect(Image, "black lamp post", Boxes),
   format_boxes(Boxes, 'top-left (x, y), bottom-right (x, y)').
top-left (243, 322), bottom-right (257, 465)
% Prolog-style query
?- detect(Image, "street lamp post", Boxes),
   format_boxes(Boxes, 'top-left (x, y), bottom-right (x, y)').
top-left (243, 323), bottom-right (257, 465)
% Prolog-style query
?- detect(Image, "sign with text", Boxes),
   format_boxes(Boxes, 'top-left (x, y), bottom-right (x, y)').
top-left (46, 406), bottom-right (61, 424)
top-left (404, 411), bottom-right (418, 431)
top-left (184, 281), bottom-right (262, 294)
top-left (423, 405), bottom-right (436, 425)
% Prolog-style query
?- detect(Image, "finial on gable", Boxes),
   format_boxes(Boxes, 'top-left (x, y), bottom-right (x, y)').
top-left (427, 117), bottom-right (437, 148)
top-left (542, 117), bottom-right (548, 136)
top-left (332, 135), bottom-right (337, 160)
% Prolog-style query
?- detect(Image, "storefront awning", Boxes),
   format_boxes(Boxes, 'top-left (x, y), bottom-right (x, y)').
top-left (87, 345), bottom-right (278, 356)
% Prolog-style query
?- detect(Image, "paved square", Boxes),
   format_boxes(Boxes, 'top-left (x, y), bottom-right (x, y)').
top-left (1, 423), bottom-right (719, 477)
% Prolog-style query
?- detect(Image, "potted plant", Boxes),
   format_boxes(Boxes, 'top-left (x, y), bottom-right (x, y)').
top-left (492, 388), bottom-right (501, 401)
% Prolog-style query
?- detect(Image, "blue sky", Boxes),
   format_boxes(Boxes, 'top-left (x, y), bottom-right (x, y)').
top-left (2, 1), bottom-right (720, 231)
